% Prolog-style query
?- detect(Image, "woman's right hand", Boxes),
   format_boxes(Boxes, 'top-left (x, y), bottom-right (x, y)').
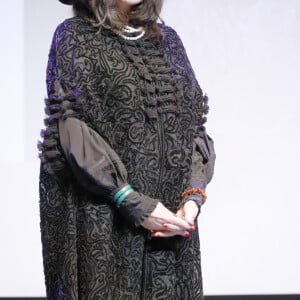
top-left (141, 202), bottom-right (192, 238)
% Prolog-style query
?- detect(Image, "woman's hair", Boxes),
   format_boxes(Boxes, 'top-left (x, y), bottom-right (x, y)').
top-left (72, 0), bottom-right (163, 38)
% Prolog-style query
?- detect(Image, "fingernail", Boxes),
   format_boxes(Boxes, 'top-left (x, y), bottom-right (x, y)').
top-left (190, 226), bottom-right (195, 231)
top-left (184, 232), bottom-right (190, 238)
top-left (155, 233), bottom-right (161, 238)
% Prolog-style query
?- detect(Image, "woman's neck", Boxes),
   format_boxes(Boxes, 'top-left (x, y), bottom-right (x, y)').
top-left (115, 2), bottom-right (132, 17)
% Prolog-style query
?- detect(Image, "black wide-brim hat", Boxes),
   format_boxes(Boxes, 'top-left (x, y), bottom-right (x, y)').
top-left (59, 0), bottom-right (73, 5)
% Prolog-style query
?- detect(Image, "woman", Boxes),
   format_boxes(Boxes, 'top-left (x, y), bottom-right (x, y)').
top-left (38, 0), bottom-right (215, 299)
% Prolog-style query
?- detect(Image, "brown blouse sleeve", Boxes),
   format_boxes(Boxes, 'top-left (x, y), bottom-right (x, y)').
top-left (58, 117), bottom-right (159, 227)
top-left (178, 127), bottom-right (216, 212)
top-left (191, 128), bottom-right (216, 189)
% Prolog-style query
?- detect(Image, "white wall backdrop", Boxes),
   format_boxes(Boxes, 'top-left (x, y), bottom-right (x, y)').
top-left (0, 0), bottom-right (299, 297)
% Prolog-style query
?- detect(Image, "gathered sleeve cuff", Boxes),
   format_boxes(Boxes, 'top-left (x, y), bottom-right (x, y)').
top-left (59, 117), bottom-right (159, 227)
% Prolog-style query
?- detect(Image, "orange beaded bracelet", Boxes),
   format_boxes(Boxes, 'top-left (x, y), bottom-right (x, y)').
top-left (181, 188), bottom-right (207, 204)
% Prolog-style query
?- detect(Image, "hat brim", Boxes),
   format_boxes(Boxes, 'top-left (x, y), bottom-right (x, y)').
top-left (58, 0), bottom-right (73, 5)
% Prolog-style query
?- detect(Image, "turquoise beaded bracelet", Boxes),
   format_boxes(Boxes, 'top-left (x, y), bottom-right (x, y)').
top-left (113, 184), bottom-right (134, 207)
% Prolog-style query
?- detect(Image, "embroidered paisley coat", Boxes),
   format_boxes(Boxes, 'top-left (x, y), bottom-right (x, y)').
top-left (38, 16), bottom-right (215, 300)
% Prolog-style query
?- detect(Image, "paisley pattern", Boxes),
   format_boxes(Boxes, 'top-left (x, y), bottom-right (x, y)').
top-left (39, 16), bottom-right (212, 299)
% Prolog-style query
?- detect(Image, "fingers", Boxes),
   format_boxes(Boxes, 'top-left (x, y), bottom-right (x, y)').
top-left (167, 214), bottom-right (190, 230)
top-left (141, 201), bottom-right (200, 239)
top-left (161, 223), bottom-right (184, 232)
top-left (143, 202), bottom-right (190, 231)
top-left (142, 215), bottom-right (191, 232)
top-left (162, 222), bottom-right (195, 233)
top-left (151, 222), bottom-right (196, 238)
top-left (151, 229), bottom-right (190, 238)
top-left (140, 202), bottom-right (195, 235)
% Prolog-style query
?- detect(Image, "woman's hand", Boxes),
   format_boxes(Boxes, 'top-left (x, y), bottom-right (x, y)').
top-left (176, 200), bottom-right (199, 226)
top-left (141, 202), bottom-right (192, 238)
top-left (146, 200), bottom-right (200, 238)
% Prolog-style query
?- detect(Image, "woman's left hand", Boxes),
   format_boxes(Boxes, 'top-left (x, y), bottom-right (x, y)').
top-left (176, 200), bottom-right (199, 226)
top-left (150, 200), bottom-right (199, 238)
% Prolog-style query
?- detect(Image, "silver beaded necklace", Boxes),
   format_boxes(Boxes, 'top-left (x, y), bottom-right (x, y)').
top-left (117, 25), bottom-right (146, 40)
